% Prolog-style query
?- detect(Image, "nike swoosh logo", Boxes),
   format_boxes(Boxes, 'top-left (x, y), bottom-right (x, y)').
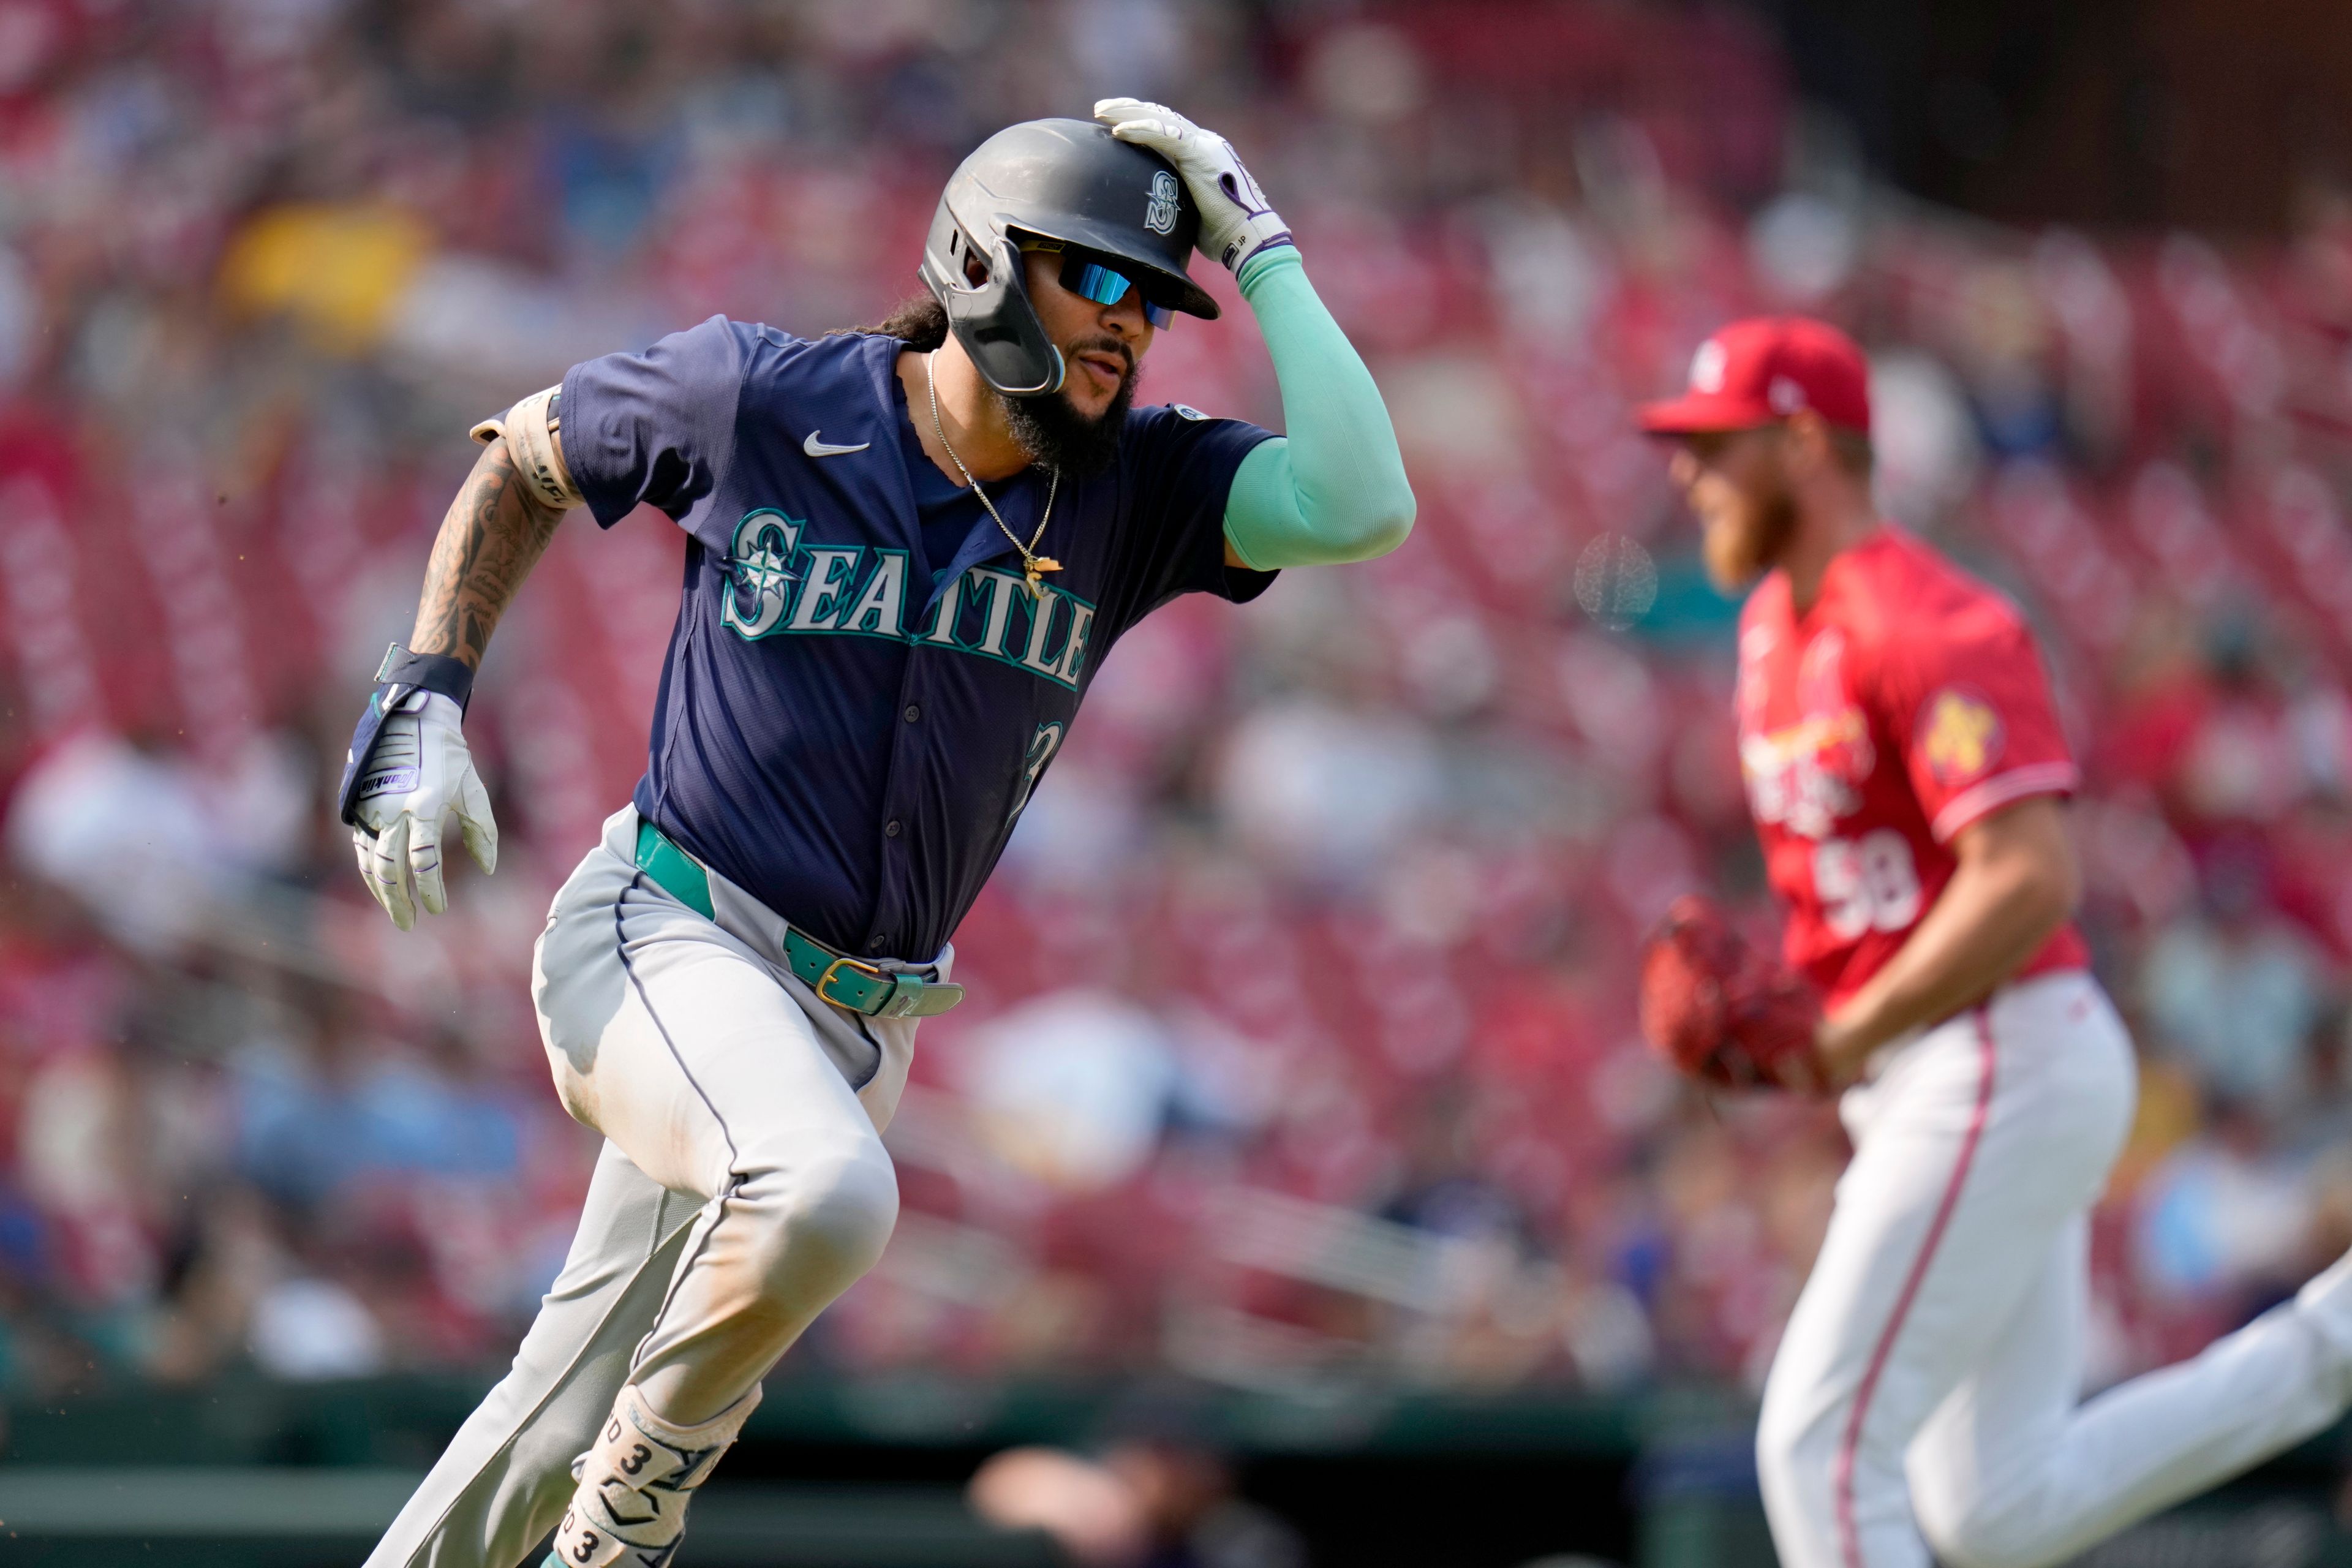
top-left (804, 431), bottom-right (870, 457)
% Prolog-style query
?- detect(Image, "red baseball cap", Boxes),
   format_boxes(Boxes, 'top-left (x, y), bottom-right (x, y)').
top-left (1637, 317), bottom-right (1871, 436)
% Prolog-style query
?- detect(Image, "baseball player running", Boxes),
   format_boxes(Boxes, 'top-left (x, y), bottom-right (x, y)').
top-left (1636, 317), bottom-right (2352, 1568)
top-left (342, 102), bottom-right (1412, 1568)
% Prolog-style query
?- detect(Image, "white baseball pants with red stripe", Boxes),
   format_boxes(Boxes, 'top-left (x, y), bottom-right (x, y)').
top-left (1757, 970), bottom-right (2352, 1568)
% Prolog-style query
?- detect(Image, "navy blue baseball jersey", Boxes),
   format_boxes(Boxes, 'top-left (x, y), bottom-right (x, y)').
top-left (559, 315), bottom-right (1275, 962)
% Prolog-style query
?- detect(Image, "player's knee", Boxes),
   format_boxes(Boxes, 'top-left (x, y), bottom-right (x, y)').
top-left (1915, 1515), bottom-right (2034, 1568)
top-left (1755, 1390), bottom-right (1831, 1485)
top-left (739, 1144), bottom-right (899, 1300)
top-left (1913, 1490), bottom-right (2043, 1568)
top-left (795, 1148), bottom-right (900, 1278)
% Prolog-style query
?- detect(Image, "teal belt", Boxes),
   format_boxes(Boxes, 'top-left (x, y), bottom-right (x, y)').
top-left (633, 819), bottom-right (964, 1019)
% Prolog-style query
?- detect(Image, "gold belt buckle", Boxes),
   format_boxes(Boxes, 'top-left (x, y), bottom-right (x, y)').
top-left (816, 953), bottom-right (885, 1008)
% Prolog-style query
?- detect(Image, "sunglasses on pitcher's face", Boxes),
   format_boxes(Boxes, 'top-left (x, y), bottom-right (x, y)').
top-left (1021, 239), bottom-right (1175, 328)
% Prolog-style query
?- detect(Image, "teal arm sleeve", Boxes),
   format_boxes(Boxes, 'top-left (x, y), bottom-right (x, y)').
top-left (1221, 250), bottom-right (1415, 570)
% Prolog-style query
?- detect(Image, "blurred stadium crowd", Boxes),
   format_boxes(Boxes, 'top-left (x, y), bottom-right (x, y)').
top-left (7, 0), bottom-right (2352, 1414)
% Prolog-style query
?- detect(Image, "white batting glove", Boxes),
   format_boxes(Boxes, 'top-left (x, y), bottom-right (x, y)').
top-left (349, 691), bottom-right (497, 930)
top-left (1095, 97), bottom-right (1294, 276)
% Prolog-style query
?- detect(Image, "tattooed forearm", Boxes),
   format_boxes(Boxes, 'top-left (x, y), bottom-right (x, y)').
top-left (410, 439), bottom-right (568, 669)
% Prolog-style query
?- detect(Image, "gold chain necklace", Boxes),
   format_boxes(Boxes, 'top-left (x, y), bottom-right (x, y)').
top-left (926, 353), bottom-right (1060, 598)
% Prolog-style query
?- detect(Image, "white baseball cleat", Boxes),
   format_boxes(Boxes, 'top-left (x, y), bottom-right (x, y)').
top-left (543, 1383), bottom-right (760, 1568)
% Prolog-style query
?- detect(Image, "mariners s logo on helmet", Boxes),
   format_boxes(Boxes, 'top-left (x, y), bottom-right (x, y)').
top-left (1145, 171), bottom-right (1179, 236)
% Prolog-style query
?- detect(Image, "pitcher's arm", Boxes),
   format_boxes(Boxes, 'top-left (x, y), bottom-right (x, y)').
top-left (1817, 796), bottom-right (2079, 1082)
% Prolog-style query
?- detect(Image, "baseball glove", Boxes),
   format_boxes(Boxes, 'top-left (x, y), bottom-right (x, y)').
top-left (1638, 895), bottom-right (1828, 1093)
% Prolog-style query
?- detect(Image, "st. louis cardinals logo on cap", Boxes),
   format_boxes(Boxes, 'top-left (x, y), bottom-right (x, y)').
top-left (1145, 170), bottom-right (1179, 235)
top-left (1690, 337), bottom-right (1728, 393)
top-left (1639, 317), bottom-right (1872, 435)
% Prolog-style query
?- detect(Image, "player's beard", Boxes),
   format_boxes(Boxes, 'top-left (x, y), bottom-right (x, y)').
top-left (1002, 337), bottom-right (1137, 480)
top-left (1703, 483), bottom-right (1799, 591)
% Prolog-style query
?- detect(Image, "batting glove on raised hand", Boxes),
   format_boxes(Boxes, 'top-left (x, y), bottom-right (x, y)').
top-left (348, 692), bottom-right (497, 930)
top-left (1095, 97), bottom-right (1294, 276)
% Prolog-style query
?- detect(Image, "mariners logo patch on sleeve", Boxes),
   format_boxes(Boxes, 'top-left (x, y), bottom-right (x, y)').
top-left (1172, 403), bottom-right (1208, 421)
top-left (1917, 687), bottom-right (2005, 785)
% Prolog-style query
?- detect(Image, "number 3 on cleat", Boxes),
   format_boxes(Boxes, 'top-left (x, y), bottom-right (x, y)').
top-left (1008, 722), bottom-right (1065, 824)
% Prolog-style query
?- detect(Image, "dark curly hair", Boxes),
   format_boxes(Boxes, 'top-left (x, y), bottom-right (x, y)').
top-left (842, 293), bottom-right (948, 350)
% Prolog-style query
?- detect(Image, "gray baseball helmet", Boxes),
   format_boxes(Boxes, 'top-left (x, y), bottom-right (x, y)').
top-left (920, 118), bottom-right (1219, 397)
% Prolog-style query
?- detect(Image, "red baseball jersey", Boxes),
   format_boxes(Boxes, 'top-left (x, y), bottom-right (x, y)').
top-left (1735, 526), bottom-right (2087, 1007)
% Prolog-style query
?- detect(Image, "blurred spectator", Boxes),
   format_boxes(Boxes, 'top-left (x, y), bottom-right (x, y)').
top-left (7, 729), bottom-right (226, 955)
top-left (954, 989), bottom-right (1178, 1193)
top-left (1215, 696), bottom-right (1442, 889)
top-left (250, 1272), bottom-right (389, 1381)
top-left (230, 984), bottom-right (524, 1205)
top-left (970, 1441), bottom-right (1305, 1568)
top-left (2134, 1098), bottom-right (2314, 1316)
top-left (2141, 848), bottom-right (2331, 1114)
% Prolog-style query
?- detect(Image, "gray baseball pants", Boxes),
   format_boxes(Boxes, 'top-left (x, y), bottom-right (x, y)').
top-left (364, 805), bottom-right (933, 1568)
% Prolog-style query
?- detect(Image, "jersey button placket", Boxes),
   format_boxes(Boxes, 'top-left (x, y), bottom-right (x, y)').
top-left (865, 640), bottom-right (938, 963)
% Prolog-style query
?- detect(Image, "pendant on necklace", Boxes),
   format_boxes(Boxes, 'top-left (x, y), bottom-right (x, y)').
top-left (1025, 557), bottom-right (1063, 597)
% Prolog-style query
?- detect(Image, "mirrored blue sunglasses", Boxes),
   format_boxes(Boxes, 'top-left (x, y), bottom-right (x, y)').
top-left (1055, 252), bottom-right (1175, 328)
